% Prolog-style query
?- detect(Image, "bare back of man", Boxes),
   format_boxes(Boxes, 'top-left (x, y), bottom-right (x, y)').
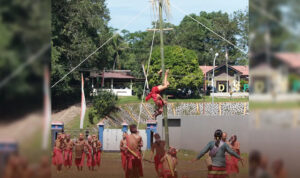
top-left (126, 124), bottom-right (143, 178)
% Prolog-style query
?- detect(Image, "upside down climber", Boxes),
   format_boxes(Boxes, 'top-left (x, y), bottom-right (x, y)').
top-left (145, 69), bottom-right (170, 119)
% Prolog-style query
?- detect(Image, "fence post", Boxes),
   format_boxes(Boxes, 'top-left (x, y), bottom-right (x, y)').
top-left (219, 103), bottom-right (222, 115)
top-left (51, 121), bottom-right (64, 148)
top-left (146, 120), bottom-right (157, 150)
top-left (0, 139), bottom-right (18, 174)
top-left (97, 121), bottom-right (105, 149)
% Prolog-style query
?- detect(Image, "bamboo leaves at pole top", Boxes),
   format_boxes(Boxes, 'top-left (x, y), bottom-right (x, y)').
top-left (151, 0), bottom-right (171, 20)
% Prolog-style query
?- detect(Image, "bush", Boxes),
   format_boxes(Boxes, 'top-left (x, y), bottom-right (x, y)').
top-left (88, 91), bottom-right (118, 124)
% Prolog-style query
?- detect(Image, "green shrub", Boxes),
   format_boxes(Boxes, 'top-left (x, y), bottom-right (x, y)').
top-left (88, 91), bottom-right (118, 124)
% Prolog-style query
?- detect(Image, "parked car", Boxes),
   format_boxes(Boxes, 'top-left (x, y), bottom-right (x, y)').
top-left (165, 88), bottom-right (195, 99)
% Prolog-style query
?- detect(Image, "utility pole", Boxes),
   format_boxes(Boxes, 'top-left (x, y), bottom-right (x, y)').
top-left (158, 0), bottom-right (169, 148)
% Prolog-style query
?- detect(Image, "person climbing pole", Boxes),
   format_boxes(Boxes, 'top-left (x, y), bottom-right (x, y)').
top-left (145, 69), bottom-right (170, 119)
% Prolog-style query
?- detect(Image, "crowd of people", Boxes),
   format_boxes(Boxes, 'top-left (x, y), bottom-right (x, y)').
top-left (192, 129), bottom-right (243, 178)
top-left (51, 127), bottom-right (246, 178)
top-left (52, 132), bottom-right (102, 173)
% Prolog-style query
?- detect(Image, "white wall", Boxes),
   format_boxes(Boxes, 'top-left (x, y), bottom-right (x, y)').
top-left (103, 129), bottom-right (147, 151)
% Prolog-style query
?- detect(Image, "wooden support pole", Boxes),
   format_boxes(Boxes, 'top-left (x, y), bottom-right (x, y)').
top-left (159, 0), bottom-right (169, 148)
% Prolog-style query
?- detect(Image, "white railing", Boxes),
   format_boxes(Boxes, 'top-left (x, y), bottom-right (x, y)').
top-left (92, 88), bottom-right (132, 96)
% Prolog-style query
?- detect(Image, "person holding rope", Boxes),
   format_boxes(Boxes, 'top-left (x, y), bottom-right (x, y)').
top-left (150, 133), bottom-right (166, 176)
top-left (160, 147), bottom-right (178, 178)
top-left (191, 129), bottom-right (243, 178)
top-left (145, 69), bottom-right (170, 119)
top-left (125, 124), bottom-right (143, 178)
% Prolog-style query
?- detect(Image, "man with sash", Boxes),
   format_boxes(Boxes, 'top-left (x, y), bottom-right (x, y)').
top-left (120, 132), bottom-right (128, 171)
top-left (86, 135), bottom-right (94, 171)
top-left (160, 147), bottom-right (178, 178)
top-left (74, 133), bottom-right (86, 171)
top-left (52, 133), bottom-right (64, 173)
top-left (64, 134), bottom-right (74, 169)
top-left (150, 133), bottom-right (165, 176)
top-left (92, 134), bottom-right (102, 168)
top-left (125, 124), bottom-right (143, 178)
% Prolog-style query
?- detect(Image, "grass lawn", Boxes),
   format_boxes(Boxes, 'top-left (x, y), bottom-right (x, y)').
top-left (117, 96), bottom-right (248, 105)
top-left (250, 101), bottom-right (300, 110)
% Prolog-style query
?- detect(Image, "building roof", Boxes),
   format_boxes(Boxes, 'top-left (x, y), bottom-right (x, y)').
top-left (274, 53), bottom-right (300, 69)
top-left (90, 70), bottom-right (135, 79)
top-left (199, 65), bottom-right (249, 75)
top-left (199, 66), bottom-right (214, 74)
top-left (101, 72), bottom-right (135, 79)
top-left (231, 66), bottom-right (249, 75)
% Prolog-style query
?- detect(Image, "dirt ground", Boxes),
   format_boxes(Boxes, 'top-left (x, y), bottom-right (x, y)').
top-left (51, 152), bottom-right (248, 178)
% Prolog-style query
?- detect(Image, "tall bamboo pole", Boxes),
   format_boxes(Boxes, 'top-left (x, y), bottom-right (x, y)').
top-left (158, 0), bottom-right (169, 148)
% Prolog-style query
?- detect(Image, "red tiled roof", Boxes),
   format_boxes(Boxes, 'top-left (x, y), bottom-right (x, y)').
top-left (199, 65), bottom-right (249, 75)
top-left (199, 66), bottom-right (214, 74)
top-left (274, 53), bottom-right (300, 68)
top-left (231, 66), bottom-right (249, 75)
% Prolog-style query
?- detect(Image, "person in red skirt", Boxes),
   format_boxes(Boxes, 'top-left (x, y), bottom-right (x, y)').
top-left (92, 134), bottom-right (102, 168)
top-left (191, 130), bottom-right (243, 178)
top-left (86, 136), bottom-right (94, 171)
top-left (74, 133), bottom-right (87, 171)
top-left (227, 135), bottom-right (241, 177)
top-left (64, 134), bottom-right (74, 169)
top-left (160, 147), bottom-right (178, 178)
top-left (52, 133), bottom-right (65, 173)
top-left (150, 133), bottom-right (166, 176)
top-left (145, 69), bottom-right (170, 119)
top-left (120, 132), bottom-right (128, 171)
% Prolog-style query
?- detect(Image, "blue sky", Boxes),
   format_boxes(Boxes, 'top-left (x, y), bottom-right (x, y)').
top-left (106, 0), bottom-right (249, 32)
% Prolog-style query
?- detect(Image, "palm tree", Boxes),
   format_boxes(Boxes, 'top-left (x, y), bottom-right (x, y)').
top-left (111, 33), bottom-right (128, 70)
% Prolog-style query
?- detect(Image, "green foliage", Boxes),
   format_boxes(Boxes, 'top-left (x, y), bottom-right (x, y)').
top-left (148, 46), bottom-right (203, 89)
top-left (133, 83), bottom-right (144, 99)
top-left (0, 0), bottom-right (50, 115)
top-left (51, 0), bottom-right (112, 102)
top-left (88, 91), bottom-right (118, 124)
top-left (176, 11), bottom-right (248, 65)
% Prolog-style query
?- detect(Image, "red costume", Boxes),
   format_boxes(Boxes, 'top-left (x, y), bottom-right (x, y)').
top-left (125, 136), bottom-right (143, 178)
top-left (160, 170), bottom-right (178, 178)
top-left (75, 153), bottom-right (85, 167)
top-left (121, 150), bottom-right (127, 170)
top-left (146, 86), bottom-right (163, 105)
top-left (154, 154), bottom-right (163, 173)
top-left (64, 149), bottom-right (73, 167)
top-left (52, 147), bottom-right (63, 166)
top-left (94, 150), bottom-right (101, 167)
top-left (227, 150), bottom-right (240, 174)
top-left (208, 166), bottom-right (228, 178)
top-left (86, 148), bottom-right (93, 167)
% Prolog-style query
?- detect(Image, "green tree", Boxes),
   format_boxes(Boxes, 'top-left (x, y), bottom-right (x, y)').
top-left (176, 11), bottom-right (247, 66)
top-left (51, 0), bottom-right (111, 103)
top-left (148, 46), bottom-right (203, 89)
top-left (88, 91), bottom-right (118, 124)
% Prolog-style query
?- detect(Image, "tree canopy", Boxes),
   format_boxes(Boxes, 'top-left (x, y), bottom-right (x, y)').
top-left (148, 46), bottom-right (203, 89)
